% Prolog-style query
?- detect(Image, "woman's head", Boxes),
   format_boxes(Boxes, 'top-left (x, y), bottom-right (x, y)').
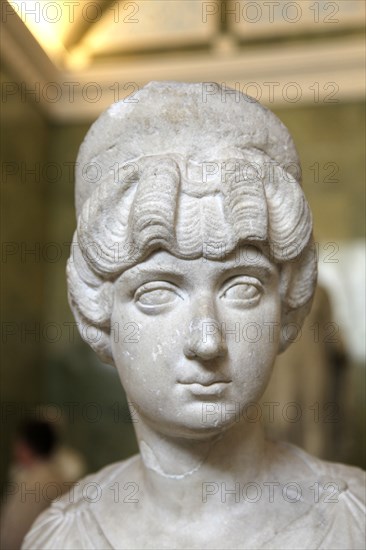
top-left (67, 82), bottom-right (317, 365)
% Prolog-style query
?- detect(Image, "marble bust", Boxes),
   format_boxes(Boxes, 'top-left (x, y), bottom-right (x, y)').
top-left (23, 82), bottom-right (365, 549)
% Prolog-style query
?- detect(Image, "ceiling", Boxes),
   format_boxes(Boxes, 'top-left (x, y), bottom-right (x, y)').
top-left (1, 0), bottom-right (365, 121)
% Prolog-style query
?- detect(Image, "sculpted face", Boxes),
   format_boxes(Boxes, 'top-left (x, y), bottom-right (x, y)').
top-left (110, 245), bottom-right (282, 438)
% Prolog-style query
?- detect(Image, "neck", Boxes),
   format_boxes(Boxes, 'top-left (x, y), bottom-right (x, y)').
top-left (133, 414), bottom-right (267, 514)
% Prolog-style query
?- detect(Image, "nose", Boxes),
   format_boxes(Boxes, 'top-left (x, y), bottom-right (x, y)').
top-left (183, 296), bottom-right (228, 360)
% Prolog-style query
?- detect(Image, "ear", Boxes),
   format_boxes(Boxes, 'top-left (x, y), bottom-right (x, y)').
top-left (68, 294), bottom-right (115, 366)
top-left (278, 299), bottom-right (313, 353)
top-left (66, 252), bottom-right (115, 366)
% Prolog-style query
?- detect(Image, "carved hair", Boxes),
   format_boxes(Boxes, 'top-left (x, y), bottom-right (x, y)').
top-left (67, 82), bottom-right (317, 364)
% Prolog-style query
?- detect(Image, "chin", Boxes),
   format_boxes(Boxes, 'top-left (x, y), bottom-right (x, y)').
top-left (145, 405), bottom-right (239, 440)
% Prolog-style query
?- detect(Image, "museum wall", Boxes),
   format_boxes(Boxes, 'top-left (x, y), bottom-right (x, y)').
top-left (1, 69), bottom-right (49, 491)
top-left (264, 101), bottom-right (365, 467)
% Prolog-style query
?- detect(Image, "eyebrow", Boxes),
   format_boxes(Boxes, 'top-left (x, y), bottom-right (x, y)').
top-left (214, 262), bottom-right (276, 283)
top-left (118, 267), bottom-right (186, 286)
top-left (213, 250), bottom-right (276, 273)
top-left (118, 256), bottom-right (276, 287)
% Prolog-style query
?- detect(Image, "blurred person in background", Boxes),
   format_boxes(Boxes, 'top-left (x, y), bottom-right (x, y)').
top-left (0, 419), bottom-right (85, 550)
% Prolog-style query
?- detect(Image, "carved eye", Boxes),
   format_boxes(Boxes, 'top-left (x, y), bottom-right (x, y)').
top-left (134, 282), bottom-right (181, 309)
top-left (220, 278), bottom-right (262, 307)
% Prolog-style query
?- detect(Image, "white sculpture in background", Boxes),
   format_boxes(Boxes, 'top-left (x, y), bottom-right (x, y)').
top-left (23, 82), bottom-right (365, 549)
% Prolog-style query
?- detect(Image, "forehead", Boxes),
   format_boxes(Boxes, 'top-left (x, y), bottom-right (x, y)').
top-left (120, 245), bottom-right (277, 283)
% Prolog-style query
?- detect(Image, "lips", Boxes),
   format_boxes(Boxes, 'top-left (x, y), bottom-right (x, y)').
top-left (179, 380), bottom-right (231, 386)
top-left (180, 381), bottom-right (231, 397)
top-left (177, 377), bottom-right (232, 399)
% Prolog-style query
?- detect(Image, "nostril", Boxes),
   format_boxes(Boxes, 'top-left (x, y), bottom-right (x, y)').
top-left (183, 339), bottom-right (227, 361)
top-left (183, 343), bottom-right (197, 359)
top-left (183, 317), bottom-right (228, 360)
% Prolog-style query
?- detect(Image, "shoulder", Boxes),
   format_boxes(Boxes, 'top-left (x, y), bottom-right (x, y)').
top-left (270, 441), bottom-right (366, 549)
top-left (274, 440), bottom-right (365, 498)
top-left (21, 455), bottom-right (139, 550)
top-left (279, 441), bottom-right (365, 487)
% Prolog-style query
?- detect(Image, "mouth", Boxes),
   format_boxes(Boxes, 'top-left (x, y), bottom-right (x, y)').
top-left (178, 380), bottom-right (232, 396)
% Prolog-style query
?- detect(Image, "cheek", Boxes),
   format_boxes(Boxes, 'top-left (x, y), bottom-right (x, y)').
top-left (110, 304), bottom-right (182, 386)
top-left (224, 294), bottom-right (281, 380)
top-left (253, 297), bottom-right (281, 361)
top-left (224, 290), bottom-right (281, 342)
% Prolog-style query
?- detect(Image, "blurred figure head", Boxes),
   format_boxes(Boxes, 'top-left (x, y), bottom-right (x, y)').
top-left (14, 419), bottom-right (59, 468)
